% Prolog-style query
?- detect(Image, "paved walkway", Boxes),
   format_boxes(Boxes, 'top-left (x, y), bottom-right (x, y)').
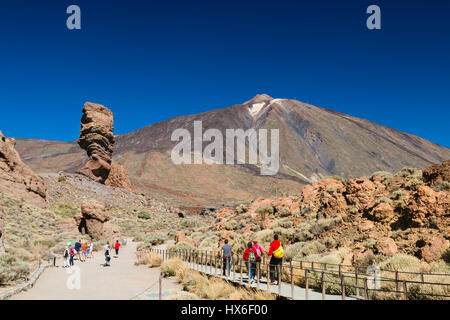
top-left (12, 240), bottom-right (180, 300)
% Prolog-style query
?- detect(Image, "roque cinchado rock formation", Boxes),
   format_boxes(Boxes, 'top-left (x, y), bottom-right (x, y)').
top-left (0, 130), bottom-right (47, 208)
top-left (76, 102), bottom-right (131, 189)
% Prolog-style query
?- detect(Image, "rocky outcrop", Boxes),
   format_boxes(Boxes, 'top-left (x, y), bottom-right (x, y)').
top-left (105, 162), bottom-right (132, 190)
top-left (0, 130), bottom-right (47, 208)
top-left (76, 102), bottom-right (132, 189)
top-left (78, 200), bottom-right (120, 241)
top-left (374, 237), bottom-right (398, 256)
top-left (417, 235), bottom-right (447, 263)
top-left (422, 160), bottom-right (450, 186)
top-left (77, 102), bottom-right (114, 183)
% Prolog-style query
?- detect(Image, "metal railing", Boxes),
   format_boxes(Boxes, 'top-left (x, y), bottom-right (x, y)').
top-left (150, 248), bottom-right (450, 300)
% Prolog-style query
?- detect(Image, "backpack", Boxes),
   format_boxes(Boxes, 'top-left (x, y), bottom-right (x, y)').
top-left (273, 245), bottom-right (284, 259)
top-left (254, 245), bottom-right (262, 258)
top-left (248, 249), bottom-right (256, 263)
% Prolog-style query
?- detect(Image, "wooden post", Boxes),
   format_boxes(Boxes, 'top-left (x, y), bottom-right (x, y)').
top-left (341, 275), bottom-right (346, 300)
top-left (395, 271), bottom-right (399, 292)
top-left (364, 278), bottom-right (369, 300)
top-left (239, 259), bottom-right (243, 285)
top-left (267, 264), bottom-right (270, 292)
top-left (338, 264), bottom-right (342, 277)
top-left (290, 261), bottom-right (294, 299)
top-left (421, 272), bottom-right (424, 283)
top-left (278, 264), bottom-right (281, 296)
top-left (247, 261), bottom-right (251, 287)
top-left (300, 260), bottom-right (303, 270)
top-left (311, 261), bottom-right (314, 271)
top-left (233, 258), bottom-right (236, 281)
top-left (257, 262), bottom-right (261, 290)
top-left (355, 268), bottom-right (359, 297)
top-left (215, 256), bottom-right (218, 276)
top-left (305, 269), bottom-right (309, 300)
top-left (321, 271), bottom-right (326, 300)
top-left (403, 281), bottom-right (408, 300)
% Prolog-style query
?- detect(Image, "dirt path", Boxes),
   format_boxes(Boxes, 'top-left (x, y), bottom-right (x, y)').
top-left (12, 239), bottom-right (180, 300)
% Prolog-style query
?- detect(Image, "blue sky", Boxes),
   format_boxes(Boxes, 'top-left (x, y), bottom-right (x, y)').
top-left (0, 0), bottom-right (449, 147)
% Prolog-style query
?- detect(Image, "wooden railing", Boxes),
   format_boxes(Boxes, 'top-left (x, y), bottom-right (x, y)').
top-left (151, 248), bottom-right (450, 300)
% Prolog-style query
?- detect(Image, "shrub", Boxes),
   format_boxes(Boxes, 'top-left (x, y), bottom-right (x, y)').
top-left (405, 178), bottom-right (424, 189)
top-left (135, 252), bottom-right (162, 267)
top-left (224, 219), bottom-right (238, 231)
top-left (371, 171), bottom-right (393, 183)
top-left (391, 190), bottom-right (406, 200)
top-left (270, 218), bottom-right (293, 229)
top-left (57, 176), bottom-right (66, 183)
top-left (0, 254), bottom-right (28, 284)
top-left (374, 197), bottom-right (393, 205)
top-left (326, 176), bottom-right (343, 182)
top-left (138, 211), bottom-right (151, 220)
top-left (256, 206), bottom-right (274, 220)
top-left (279, 208), bottom-right (290, 217)
top-left (396, 167), bottom-right (422, 179)
top-left (53, 204), bottom-right (78, 218)
top-left (347, 205), bottom-right (359, 214)
top-left (143, 232), bottom-right (167, 246)
top-left (236, 204), bottom-right (248, 214)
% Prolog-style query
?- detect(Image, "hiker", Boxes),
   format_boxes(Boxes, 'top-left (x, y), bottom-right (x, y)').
top-left (114, 240), bottom-right (121, 257)
top-left (243, 242), bottom-right (256, 283)
top-left (74, 240), bottom-right (82, 261)
top-left (81, 242), bottom-right (88, 262)
top-left (63, 247), bottom-right (70, 268)
top-left (221, 239), bottom-right (233, 277)
top-left (252, 239), bottom-right (263, 281)
top-left (104, 244), bottom-right (111, 267)
top-left (69, 245), bottom-right (76, 267)
top-left (268, 234), bottom-right (283, 285)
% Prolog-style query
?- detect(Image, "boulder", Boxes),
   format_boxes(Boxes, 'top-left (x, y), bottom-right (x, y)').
top-left (367, 202), bottom-right (394, 222)
top-left (400, 185), bottom-right (449, 227)
top-left (345, 178), bottom-right (377, 211)
top-left (358, 220), bottom-right (375, 232)
top-left (0, 130), bottom-right (47, 208)
top-left (374, 237), bottom-right (397, 256)
top-left (422, 160), bottom-right (450, 186)
top-left (78, 200), bottom-right (120, 241)
top-left (417, 235), bottom-right (447, 263)
top-left (104, 162), bottom-right (132, 190)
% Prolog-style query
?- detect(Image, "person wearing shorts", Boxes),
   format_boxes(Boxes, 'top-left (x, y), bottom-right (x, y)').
top-left (81, 242), bottom-right (88, 262)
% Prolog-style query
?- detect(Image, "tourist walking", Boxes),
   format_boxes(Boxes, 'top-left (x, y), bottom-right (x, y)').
top-left (104, 243), bottom-right (111, 267)
top-left (114, 240), bottom-right (121, 257)
top-left (81, 242), bottom-right (88, 262)
top-left (252, 239), bottom-right (263, 281)
top-left (63, 247), bottom-right (70, 268)
top-left (69, 246), bottom-right (76, 267)
top-left (243, 242), bottom-right (256, 283)
top-left (74, 240), bottom-right (82, 261)
top-left (88, 242), bottom-right (94, 258)
top-left (268, 234), bottom-right (283, 285)
top-left (221, 239), bottom-right (233, 277)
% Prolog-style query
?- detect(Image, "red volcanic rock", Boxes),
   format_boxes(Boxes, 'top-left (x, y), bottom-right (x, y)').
top-left (77, 102), bottom-right (132, 189)
top-left (374, 237), bottom-right (397, 256)
top-left (367, 202), bottom-right (394, 222)
top-left (0, 130), bottom-right (47, 208)
top-left (77, 103), bottom-right (114, 184)
top-left (358, 220), bottom-right (375, 232)
top-left (345, 178), bottom-right (377, 211)
top-left (105, 162), bottom-right (132, 190)
top-left (78, 200), bottom-right (120, 241)
top-left (418, 235), bottom-right (447, 263)
top-left (422, 160), bottom-right (450, 186)
top-left (299, 178), bottom-right (347, 218)
top-left (401, 185), bottom-right (449, 227)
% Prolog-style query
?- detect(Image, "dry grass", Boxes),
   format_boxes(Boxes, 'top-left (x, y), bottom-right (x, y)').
top-left (160, 258), bottom-right (275, 300)
top-left (135, 251), bottom-right (162, 267)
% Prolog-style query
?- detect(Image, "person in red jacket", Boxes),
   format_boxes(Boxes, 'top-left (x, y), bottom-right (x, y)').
top-left (243, 242), bottom-right (256, 283)
top-left (114, 240), bottom-right (121, 257)
top-left (267, 234), bottom-right (282, 285)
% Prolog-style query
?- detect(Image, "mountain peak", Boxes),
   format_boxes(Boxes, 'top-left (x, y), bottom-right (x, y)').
top-left (243, 94), bottom-right (273, 105)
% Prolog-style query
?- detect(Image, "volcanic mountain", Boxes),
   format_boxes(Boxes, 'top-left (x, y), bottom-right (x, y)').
top-left (14, 94), bottom-right (450, 208)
